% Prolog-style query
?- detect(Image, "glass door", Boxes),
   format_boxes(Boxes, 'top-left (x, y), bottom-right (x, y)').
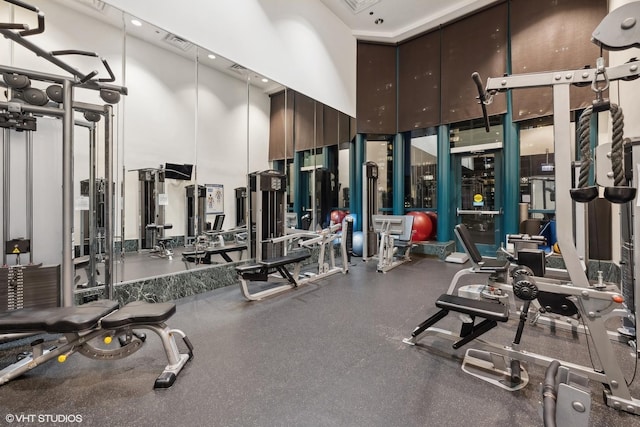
top-left (454, 150), bottom-right (503, 256)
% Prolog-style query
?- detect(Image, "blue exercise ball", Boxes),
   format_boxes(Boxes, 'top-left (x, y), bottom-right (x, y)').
top-left (352, 231), bottom-right (364, 256)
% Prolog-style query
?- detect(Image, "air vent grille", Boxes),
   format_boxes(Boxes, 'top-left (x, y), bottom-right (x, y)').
top-left (229, 63), bottom-right (248, 73)
top-left (343, 0), bottom-right (380, 14)
top-left (162, 34), bottom-right (193, 52)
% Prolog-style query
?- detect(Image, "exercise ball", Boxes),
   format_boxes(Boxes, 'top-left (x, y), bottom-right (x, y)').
top-left (330, 210), bottom-right (348, 229)
top-left (406, 211), bottom-right (433, 242)
top-left (425, 212), bottom-right (438, 240)
top-left (352, 231), bottom-right (364, 256)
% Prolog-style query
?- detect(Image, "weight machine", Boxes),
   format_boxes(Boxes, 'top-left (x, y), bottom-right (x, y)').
top-left (362, 161), bottom-right (378, 260)
top-left (371, 215), bottom-right (414, 273)
top-left (249, 170), bottom-right (286, 262)
top-left (0, 0), bottom-right (127, 305)
top-left (405, 1), bottom-right (640, 419)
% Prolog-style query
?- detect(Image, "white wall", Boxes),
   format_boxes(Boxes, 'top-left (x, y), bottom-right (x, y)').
top-left (101, 0), bottom-right (357, 117)
top-left (1, 0), bottom-right (272, 253)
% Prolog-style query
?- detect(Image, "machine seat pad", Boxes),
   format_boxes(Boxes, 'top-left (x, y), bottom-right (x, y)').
top-left (259, 251), bottom-right (311, 268)
top-left (435, 294), bottom-right (509, 322)
top-left (0, 300), bottom-right (119, 333)
top-left (236, 264), bottom-right (262, 274)
top-left (101, 301), bottom-right (176, 329)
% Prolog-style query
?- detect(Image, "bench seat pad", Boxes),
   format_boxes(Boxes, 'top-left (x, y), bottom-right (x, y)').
top-left (0, 300), bottom-right (119, 333)
top-left (259, 251), bottom-right (310, 268)
top-left (101, 301), bottom-right (176, 329)
top-left (435, 294), bottom-right (509, 322)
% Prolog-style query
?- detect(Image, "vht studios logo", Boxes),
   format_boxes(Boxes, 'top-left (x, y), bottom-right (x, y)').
top-left (5, 413), bottom-right (83, 423)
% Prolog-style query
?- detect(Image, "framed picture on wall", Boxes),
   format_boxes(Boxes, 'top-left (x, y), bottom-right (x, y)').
top-left (206, 184), bottom-right (224, 214)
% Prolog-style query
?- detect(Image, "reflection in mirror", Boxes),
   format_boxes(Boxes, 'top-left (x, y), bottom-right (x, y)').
top-left (408, 129), bottom-right (438, 209)
top-left (366, 138), bottom-right (392, 213)
top-left (519, 120), bottom-right (561, 218)
top-left (2, 0), bottom-right (354, 303)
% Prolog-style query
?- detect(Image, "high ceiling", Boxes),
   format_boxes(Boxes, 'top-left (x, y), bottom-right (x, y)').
top-left (319, 0), bottom-right (499, 43)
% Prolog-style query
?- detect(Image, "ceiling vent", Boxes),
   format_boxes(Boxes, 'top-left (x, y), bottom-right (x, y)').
top-left (342, 0), bottom-right (381, 14)
top-left (162, 33), bottom-right (193, 52)
top-left (229, 63), bottom-right (248, 73)
top-left (76, 0), bottom-right (106, 13)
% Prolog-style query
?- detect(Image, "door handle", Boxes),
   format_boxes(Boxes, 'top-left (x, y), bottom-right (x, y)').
top-left (457, 208), bottom-right (502, 216)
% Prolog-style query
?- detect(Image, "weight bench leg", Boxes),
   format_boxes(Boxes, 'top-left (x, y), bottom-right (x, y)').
top-left (131, 323), bottom-right (193, 388)
top-left (405, 309), bottom-right (450, 344)
top-left (453, 319), bottom-right (498, 349)
top-left (276, 263), bottom-right (300, 285)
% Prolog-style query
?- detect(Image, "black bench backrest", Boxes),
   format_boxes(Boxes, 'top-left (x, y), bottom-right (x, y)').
top-left (454, 224), bottom-right (483, 264)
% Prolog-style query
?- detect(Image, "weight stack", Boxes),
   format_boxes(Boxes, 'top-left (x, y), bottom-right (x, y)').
top-left (621, 241), bottom-right (634, 331)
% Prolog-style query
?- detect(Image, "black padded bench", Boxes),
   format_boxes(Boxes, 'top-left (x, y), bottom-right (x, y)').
top-left (236, 251), bottom-right (311, 301)
top-left (0, 300), bottom-right (119, 333)
top-left (182, 243), bottom-right (247, 264)
top-left (0, 300), bottom-right (192, 389)
top-left (100, 301), bottom-right (176, 329)
top-left (408, 293), bottom-right (509, 349)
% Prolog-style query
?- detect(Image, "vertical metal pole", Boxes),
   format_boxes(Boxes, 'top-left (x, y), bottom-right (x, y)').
top-left (104, 104), bottom-right (114, 300)
top-left (26, 130), bottom-right (33, 263)
top-left (88, 124), bottom-right (97, 287)
top-left (194, 50), bottom-right (199, 238)
top-left (2, 129), bottom-right (10, 265)
top-left (61, 80), bottom-right (74, 307)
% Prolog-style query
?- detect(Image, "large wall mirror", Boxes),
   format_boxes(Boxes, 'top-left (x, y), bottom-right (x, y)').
top-left (0, 0), bottom-right (353, 293)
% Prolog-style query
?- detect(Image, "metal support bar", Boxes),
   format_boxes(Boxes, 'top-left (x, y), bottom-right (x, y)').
top-left (2, 129), bottom-right (9, 265)
top-left (104, 104), bottom-right (114, 300)
top-left (484, 61), bottom-right (640, 92)
top-left (0, 45), bottom-right (127, 95)
top-left (25, 130), bottom-right (32, 264)
top-left (88, 125), bottom-right (96, 287)
top-left (61, 80), bottom-right (73, 307)
top-left (457, 209), bottom-right (502, 215)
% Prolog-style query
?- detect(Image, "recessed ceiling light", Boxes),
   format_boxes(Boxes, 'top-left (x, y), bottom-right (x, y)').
top-left (261, 78), bottom-right (269, 83)
top-left (130, 19), bottom-right (142, 27)
top-left (208, 54), bottom-right (216, 59)
top-left (374, 18), bottom-right (384, 25)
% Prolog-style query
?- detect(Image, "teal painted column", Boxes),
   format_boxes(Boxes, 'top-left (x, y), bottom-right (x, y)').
top-left (436, 124), bottom-right (451, 242)
top-left (352, 134), bottom-right (366, 231)
top-left (503, 1), bottom-right (519, 237)
top-left (392, 133), bottom-right (405, 215)
top-left (503, 90), bottom-right (520, 236)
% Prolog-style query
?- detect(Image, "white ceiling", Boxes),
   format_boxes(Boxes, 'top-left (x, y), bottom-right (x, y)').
top-left (62, 0), bottom-right (283, 93)
top-left (319, 0), bottom-right (499, 43)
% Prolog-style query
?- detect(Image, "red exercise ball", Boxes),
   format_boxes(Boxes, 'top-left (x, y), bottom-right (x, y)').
top-left (425, 212), bottom-right (437, 240)
top-left (406, 211), bottom-right (433, 242)
top-left (330, 210), bottom-right (348, 229)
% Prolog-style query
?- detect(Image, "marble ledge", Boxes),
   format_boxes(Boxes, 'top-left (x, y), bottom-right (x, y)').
top-left (75, 261), bottom-right (241, 306)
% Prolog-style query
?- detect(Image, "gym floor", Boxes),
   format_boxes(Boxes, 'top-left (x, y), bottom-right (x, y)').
top-left (1, 254), bottom-right (640, 427)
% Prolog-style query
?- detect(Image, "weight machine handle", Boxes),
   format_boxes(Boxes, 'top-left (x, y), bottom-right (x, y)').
top-left (472, 72), bottom-right (490, 133)
top-left (542, 360), bottom-right (561, 427)
top-left (3, 0), bottom-right (45, 36)
top-left (51, 50), bottom-right (117, 83)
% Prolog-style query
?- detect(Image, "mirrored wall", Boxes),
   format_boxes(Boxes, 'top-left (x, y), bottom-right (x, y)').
top-left (0, 0), bottom-right (353, 288)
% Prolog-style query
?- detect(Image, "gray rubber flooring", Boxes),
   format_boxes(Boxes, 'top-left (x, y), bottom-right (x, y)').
top-left (2, 254), bottom-right (640, 427)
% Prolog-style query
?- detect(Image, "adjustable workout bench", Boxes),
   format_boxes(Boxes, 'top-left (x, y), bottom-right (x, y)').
top-left (235, 250), bottom-right (311, 301)
top-left (447, 223), bottom-right (511, 294)
top-left (0, 300), bottom-right (193, 388)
